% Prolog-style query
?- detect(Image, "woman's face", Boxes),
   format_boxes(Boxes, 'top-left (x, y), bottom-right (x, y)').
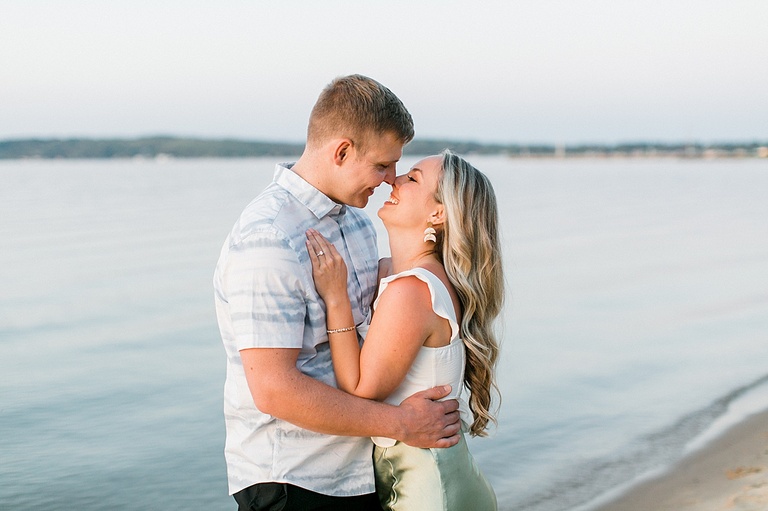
top-left (378, 155), bottom-right (443, 229)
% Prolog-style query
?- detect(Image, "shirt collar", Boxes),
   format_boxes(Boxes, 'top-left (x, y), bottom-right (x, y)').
top-left (274, 163), bottom-right (346, 219)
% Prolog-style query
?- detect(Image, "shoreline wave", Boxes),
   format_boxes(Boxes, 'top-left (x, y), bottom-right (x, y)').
top-left (507, 373), bottom-right (768, 511)
top-left (574, 373), bottom-right (768, 511)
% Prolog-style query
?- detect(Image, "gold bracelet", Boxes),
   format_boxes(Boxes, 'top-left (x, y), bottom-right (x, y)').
top-left (327, 326), bottom-right (356, 334)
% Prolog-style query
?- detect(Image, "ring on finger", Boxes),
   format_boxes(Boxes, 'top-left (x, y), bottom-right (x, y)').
top-left (316, 250), bottom-right (324, 257)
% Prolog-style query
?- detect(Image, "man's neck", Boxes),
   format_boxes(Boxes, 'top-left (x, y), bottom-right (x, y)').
top-left (290, 153), bottom-right (322, 189)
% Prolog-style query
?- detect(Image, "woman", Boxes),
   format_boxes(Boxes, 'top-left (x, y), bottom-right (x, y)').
top-left (306, 150), bottom-right (503, 510)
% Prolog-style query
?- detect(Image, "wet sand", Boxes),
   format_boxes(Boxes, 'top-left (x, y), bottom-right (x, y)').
top-left (593, 409), bottom-right (768, 511)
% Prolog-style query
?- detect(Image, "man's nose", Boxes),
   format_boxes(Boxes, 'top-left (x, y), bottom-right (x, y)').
top-left (384, 165), bottom-right (396, 186)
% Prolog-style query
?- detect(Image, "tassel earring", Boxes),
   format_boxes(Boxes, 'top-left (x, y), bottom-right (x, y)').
top-left (423, 224), bottom-right (437, 243)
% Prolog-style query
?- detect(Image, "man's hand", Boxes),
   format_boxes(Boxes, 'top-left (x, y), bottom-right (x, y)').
top-left (396, 385), bottom-right (461, 448)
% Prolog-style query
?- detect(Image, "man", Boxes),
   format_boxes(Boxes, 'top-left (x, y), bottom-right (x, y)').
top-left (214, 75), bottom-right (461, 511)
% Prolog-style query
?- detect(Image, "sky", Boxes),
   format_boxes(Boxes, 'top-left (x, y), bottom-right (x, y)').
top-left (2, 0), bottom-right (767, 145)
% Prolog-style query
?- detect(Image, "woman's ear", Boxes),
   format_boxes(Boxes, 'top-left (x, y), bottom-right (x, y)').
top-left (429, 205), bottom-right (446, 226)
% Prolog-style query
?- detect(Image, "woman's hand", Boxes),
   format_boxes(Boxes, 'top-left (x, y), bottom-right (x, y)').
top-left (306, 229), bottom-right (349, 305)
top-left (306, 229), bottom-right (360, 393)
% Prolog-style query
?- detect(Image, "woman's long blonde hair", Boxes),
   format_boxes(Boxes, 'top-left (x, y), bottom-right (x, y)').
top-left (434, 150), bottom-right (504, 436)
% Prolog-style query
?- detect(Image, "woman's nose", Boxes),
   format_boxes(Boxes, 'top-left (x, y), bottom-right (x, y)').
top-left (393, 174), bottom-right (408, 187)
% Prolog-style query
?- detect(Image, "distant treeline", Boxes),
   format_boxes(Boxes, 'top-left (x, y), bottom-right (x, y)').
top-left (1, 137), bottom-right (767, 159)
top-left (0, 137), bottom-right (304, 159)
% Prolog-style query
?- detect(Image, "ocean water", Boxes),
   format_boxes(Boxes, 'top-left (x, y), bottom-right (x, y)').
top-left (1, 156), bottom-right (766, 510)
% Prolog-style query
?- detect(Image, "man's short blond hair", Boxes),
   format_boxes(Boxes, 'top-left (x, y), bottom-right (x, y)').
top-left (307, 75), bottom-right (414, 153)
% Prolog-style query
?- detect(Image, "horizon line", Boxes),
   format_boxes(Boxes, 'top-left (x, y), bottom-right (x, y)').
top-left (2, 135), bottom-right (767, 148)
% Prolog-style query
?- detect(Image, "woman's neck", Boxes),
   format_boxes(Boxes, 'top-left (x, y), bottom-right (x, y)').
top-left (387, 228), bottom-right (439, 273)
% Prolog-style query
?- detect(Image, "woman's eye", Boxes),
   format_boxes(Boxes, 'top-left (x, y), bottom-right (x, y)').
top-left (407, 175), bottom-right (416, 182)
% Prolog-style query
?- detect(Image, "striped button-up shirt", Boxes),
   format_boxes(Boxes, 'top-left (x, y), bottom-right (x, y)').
top-left (214, 163), bottom-right (379, 496)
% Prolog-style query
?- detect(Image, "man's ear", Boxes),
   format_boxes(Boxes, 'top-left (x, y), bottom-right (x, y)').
top-left (429, 205), bottom-right (446, 226)
top-left (333, 139), bottom-right (354, 166)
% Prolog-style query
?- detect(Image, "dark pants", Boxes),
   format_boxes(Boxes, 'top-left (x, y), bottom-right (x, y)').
top-left (233, 482), bottom-right (382, 511)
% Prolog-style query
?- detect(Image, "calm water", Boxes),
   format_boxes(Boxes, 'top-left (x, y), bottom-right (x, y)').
top-left (1, 156), bottom-right (767, 510)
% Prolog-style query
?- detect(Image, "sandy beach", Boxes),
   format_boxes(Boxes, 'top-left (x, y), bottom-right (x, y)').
top-left (592, 409), bottom-right (768, 511)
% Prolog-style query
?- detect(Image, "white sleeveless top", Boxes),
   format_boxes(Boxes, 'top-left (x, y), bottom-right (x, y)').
top-left (371, 267), bottom-right (471, 447)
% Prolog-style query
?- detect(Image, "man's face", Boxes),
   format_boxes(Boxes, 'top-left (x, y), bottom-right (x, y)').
top-left (334, 131), bottom-right (403, 208)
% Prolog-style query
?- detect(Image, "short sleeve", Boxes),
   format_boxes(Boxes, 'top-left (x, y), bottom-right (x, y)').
top-left (223, 230), bottom-right (307, 350)
top-left (374, 268), bottom-right (459, 339)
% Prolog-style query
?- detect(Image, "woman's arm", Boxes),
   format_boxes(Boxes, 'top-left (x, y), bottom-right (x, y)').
top-left (306, 229), bottom-right (364, 392)
top-left (306, 230), bottom-right (438, 400)
top-left (354, 276), bottom-right (437, 400)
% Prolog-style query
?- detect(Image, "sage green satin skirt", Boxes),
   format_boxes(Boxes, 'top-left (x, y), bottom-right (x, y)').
top-left (373, 433), bottom-right (497, 511)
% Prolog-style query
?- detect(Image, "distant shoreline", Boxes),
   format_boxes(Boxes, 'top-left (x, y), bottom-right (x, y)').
top-left (2, 137), bottom-right (767, 160)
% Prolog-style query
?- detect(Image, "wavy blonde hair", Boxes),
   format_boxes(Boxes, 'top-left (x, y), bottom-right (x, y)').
top-left (434, 150), bottom-right (504, 436)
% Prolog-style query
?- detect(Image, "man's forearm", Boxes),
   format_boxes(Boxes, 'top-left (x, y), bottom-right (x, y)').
top-left (259, 367), bottom-right (404, 438)
top-left (242, 347), bottom-right (403, 438)
top-left (241, 347), bottom-right (460, 447)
